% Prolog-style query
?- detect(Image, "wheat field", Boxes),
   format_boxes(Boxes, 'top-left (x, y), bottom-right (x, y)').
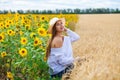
top-left (63, 14), bottom-right (120, 80)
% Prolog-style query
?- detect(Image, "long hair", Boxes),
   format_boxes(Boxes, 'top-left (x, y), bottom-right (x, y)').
top-left (46, 22), bottom-right (57, 60)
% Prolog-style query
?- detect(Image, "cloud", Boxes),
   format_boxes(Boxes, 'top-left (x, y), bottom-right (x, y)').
top-left (0, 0), bottom-right (120, 11)
top-left (0, 0), bottom-right (10, 4)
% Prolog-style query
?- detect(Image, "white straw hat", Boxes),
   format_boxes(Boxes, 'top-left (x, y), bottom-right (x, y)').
top-left (48, 17), bottom-right (65, 33)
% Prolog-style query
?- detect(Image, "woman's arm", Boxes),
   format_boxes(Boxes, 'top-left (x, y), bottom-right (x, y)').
top-left (64, 27), bottom-right (80, 42)
top-left (57, 55), bottom-right (74, 66)
top-left (47, 53), bottom-right (73, 67)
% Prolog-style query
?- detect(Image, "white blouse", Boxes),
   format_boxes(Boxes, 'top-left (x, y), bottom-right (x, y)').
top-left (47, 29), bottom-right (80, 75)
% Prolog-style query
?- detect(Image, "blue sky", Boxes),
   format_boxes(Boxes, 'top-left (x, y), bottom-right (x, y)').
top-left (0, 0), bottom-right (120, 11)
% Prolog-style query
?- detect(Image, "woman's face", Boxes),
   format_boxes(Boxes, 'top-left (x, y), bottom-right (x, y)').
top-left (55, 20), bottom-right (64, 32)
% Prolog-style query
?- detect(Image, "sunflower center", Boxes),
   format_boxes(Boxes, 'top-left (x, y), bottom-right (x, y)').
top-left (42, 17), bottom-right (44, 20)
top-left (38, 23), bottom-right (40, 26)
top-left (16, 25), bottom-right (20, 28)
top-left (40, 30), bottom-right (43, 34)
top-left (0, 36), bottom-right (2, 40)
top-left (22, 50), bottom-right (25, 53)
top-left (3, 53), bottom-right (6, 56)
top-left (25, 21), bottom-right (27, 23)
top-left (7, 25), bottom-right (9, 27)
top-left (23, 40), bottom-right (26, 42)
top-left (26, 26), bottom-right (29, 29)
top-left (35, 40), bottom-right (38, 44)
top-left (9, 31), bottom-right (12, 33)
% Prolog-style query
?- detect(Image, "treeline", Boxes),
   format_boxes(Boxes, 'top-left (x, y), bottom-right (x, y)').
top-left (0, 8), bottom-right (120, 14)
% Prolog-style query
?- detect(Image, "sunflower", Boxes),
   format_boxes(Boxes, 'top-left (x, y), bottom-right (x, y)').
top-left (37, 28), bottom-right (47, 36)
top-left (1, 52), bottom-right (7, 58)
top-left (15, 17), bottom-right (19, 22)
top-left (1, 32), bottom-right (5, 35)
top-left (0, 33), bottom-right (4, 42)
top-left (0, 22), bottom-right (4, 29)
top-left (5, 63), bottom-right (10, 68)
top-left (7, 72), bottom-right (13, 79)
top-left (40, 16), bottom-right (46, 22)
top-left (15, 13), bottom-right (19, 18)
top-left (20, 37), bottom-right (27, 45)
top-left (8, 20), bottom-right (13, 25)
top-left (15, 24), bottom-right (20, 29)
top-left (19, 48), bottom-right (27, 57)
top-left (25, 24), bottom-right (30, 30)
top-left (22, 16), bottom-right (26, 20)
top-left (20, 31), bottom-right (23, 35)
top-left (34, 37), bottom-right (42, 46)
top-left (22, 20), bottom-right (26, 26)
top-left (5, 23), bottom-right (10, 28)
top-left (30, 32), bottom-right (36, 38)
top-left (45, 17), bottom-right (49, 22)
top-left (7, 30), bottom-right (15, 36)
top-left (37, 23), bottom-right (40, 27)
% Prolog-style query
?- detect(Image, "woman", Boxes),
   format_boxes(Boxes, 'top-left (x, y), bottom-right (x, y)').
top-left (46, 17), bottom-right (80, 79)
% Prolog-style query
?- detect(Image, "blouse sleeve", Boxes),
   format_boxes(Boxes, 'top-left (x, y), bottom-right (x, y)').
top-left (56, 53), bottom-right (74, 66)
top-left (47, 53), bottom-right (73, 67)
top-left (66, 29), bottom-right (80, 42)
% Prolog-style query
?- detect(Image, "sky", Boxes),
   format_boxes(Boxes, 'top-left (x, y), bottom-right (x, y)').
top-left (0, 0), bottom-right (120, 11)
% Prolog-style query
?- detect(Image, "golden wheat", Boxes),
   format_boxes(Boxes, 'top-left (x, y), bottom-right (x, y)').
top-left (63, 14), bottom-right (120, 80)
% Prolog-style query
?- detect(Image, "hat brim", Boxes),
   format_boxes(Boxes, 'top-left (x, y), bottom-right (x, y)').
top-left (48, 18), bottom-right (65, 34)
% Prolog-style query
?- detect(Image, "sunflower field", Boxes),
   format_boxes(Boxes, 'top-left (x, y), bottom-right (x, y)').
top-left (0, 13), bottom-right (78, 80)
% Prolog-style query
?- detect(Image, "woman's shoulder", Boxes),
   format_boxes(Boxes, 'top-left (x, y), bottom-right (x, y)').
top-left (51, 36), bottom-right (63, 48)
